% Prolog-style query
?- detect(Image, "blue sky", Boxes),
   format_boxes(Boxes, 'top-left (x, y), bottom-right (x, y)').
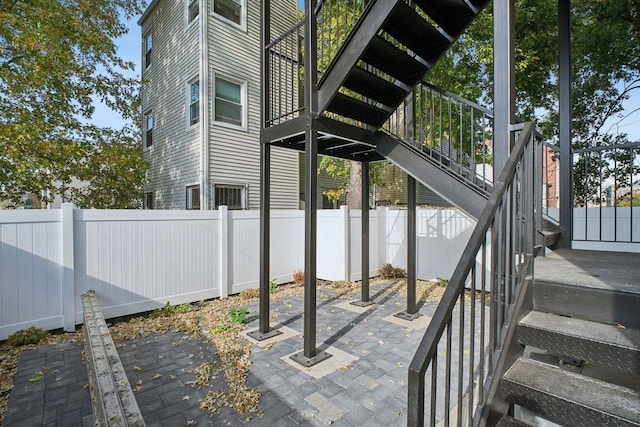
top-left (96, 2), bottom-right (640, 141)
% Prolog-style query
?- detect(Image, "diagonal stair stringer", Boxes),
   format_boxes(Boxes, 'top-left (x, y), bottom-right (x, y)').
top-left (374, 131), bottom-right (488, 219)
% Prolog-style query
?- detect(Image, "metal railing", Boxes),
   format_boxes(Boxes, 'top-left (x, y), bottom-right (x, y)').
top-left (265, 21), bottom-right (304, 126)
top-left (384, 82), bottom-right (494, 195)
top-left (407, 122), bottom-right (543, 426)
top-left (572, 141), bottom-right (640, 243)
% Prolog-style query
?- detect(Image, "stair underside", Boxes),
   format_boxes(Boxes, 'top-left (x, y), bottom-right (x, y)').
top-left (502, 358), bottom-right (640, 426)
top-left (518, 310), bottom-right (640, 374)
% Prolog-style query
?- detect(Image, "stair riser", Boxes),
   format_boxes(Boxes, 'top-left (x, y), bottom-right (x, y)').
top-left (501, 379), bottom-right (640, 427)
top-left (533, 280), bottom-right (640, 329)
top-left (517, 326), bottom-right (640, 374)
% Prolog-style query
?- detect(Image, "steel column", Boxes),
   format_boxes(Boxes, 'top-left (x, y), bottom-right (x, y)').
top-left (248, 0), bottom-right (281, 341)
top-left (558, 0), bottom-right (572, 248)
top-left (395, 175), bottom-right (420, 320)
top-left (352, 161), bottom-right (374, 307)
top-left (290, 0), bottom-right (331, 367)
top-left (493, 0), bottom-right (516, 176)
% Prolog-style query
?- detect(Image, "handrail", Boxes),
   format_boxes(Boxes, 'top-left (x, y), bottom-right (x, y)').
top-left (407, 122), bottom-right (541, 426)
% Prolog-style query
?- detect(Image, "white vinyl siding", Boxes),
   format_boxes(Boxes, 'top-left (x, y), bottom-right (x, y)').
top-left (141, 0), bottom-right (299, 210)
top-left (140, 0), bottom-right (200, 209)
top-left (207, 0), bottom-right (299, 210)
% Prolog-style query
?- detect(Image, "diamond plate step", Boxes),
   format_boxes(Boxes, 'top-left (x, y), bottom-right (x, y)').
top-left (518, 311), bottom-right (640, 374)
top-left (495, 415), bottom-right (532, 427)
top-left (502, 358), bottom-right (640, 427)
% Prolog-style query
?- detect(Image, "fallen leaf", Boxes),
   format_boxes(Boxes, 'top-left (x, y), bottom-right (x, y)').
top-left (153, 373), bottom-right (162, 379)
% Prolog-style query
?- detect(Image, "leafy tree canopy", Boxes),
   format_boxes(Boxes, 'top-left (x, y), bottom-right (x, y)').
top-left (0, 0), bottom-right (148, 208)
top-left (427, 0), bottom-right (640, 147)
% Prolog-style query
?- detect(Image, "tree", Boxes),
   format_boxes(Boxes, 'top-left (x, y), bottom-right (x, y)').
top-left (0, 0), bottom-right (148, 208)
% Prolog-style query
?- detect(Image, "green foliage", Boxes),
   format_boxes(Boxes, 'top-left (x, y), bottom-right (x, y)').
top-left (269, 278), bottom-right (278, 294)
top-left (617, 192), bottom-right (640, 207)
top-left (0, 0), bottom-right (148, 208)
top-left (380, 263), bottom-right (407, 279)
top-left (229, 307), bottom-right (249, 324)
top-left (318, 157), bottom-right (386, 205)
top-left (7, 326), bottom-right (48, 347)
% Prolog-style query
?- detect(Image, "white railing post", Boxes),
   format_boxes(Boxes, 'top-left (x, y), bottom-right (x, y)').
top-left (341, 205), bottom-right (350, 281)
top-left (61, 203), bottom-right (76, 331)
top-left (219, 206), bottom-right (229, 297)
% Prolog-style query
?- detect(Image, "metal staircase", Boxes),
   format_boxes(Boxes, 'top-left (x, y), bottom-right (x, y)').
top-left (262, 1), bottom-right (639, 426)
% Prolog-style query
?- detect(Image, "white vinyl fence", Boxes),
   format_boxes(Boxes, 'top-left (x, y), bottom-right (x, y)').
top-left (0, 204), bottom-right (476, 340)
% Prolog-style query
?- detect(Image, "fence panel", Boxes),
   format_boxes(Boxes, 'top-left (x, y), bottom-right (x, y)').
top-left (0, 210), bottom-right (64, 338)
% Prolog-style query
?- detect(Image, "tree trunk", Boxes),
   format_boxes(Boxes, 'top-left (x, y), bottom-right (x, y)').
top-left (347, 160), bottom-right (362, 209)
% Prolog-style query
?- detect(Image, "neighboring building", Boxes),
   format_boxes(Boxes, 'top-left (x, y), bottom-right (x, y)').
top-left (139, 0), bottom-right (299, 210)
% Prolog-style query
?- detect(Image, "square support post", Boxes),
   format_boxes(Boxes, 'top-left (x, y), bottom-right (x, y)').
top-left (352, 161), bottom-right (374, 307)
top-left (493, 0), bottom-right (516, 176)
top-left (395, 175), bottom-right (420, 320)
top-left (290, 0), bottom-right (331, 367)
top-left (249, 142), bottom-right (282, 341)
top-left (249, 0), bottom-right (281, 341)
top-left (558, 0), bottom-right (573, 248)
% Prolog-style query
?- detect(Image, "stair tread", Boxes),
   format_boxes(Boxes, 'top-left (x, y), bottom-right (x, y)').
top-left (384, 2), bottom-right (450, 64)
top-left (325, 93), bottom-right (389, 127)
top-left (362, 36), bottom-right (428, 86)
top-left (343, 67), bottom-right (408, 108)
top-left (495, 415), bottom-right (532, 427)
top-left (521, 310), bottom-right (640, 350)
top-left (503, 358), bottom-right (640, 425)
top-left (413, 0), bottom-right (475, 36)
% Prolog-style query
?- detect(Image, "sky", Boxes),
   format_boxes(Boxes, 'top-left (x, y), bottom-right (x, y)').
top-left (97, 2), bottom-right (640, 142)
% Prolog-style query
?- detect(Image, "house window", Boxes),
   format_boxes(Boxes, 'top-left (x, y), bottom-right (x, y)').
top-left (144, 111), bottom-right (153, 147)
top-left (214, 184), bottom-right (246, 209)
top-left (144, 33), bottom-right (153, 69)
top-left (189, 79), bottom-right (199, 126)
top-left (144, 192), bottom-right (154, 209)
top-left (214, 76), bottom-right (245, 128)
top-left (186, 185), bottom-right (200, 209)
top-left (187, 0), bottom-right (199, 24)
top-left (213, 0), bottom-right (244, 27)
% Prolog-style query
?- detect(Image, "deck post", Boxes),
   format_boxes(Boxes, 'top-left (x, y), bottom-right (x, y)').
top-left (395, 176), bottom-right (420, 320)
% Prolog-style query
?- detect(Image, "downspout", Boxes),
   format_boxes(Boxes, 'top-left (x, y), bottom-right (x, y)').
top-left (199, 0), bottom-right (210, 209)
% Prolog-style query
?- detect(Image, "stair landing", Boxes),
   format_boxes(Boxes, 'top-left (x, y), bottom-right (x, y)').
top-left (535, 248), bottom-right (640, 293)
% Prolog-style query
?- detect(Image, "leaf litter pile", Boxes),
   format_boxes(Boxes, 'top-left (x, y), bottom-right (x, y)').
top-left (0, 276), bottom-right (447, 424)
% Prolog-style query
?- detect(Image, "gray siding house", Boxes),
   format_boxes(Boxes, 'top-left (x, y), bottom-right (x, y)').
top-left (139, 0), bottom-right (299, 210)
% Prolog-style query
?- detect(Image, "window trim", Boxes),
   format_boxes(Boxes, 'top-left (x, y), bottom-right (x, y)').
top-left (144, 110), bottom-right (153, 148)
top-left (187, 76), bottom-right (200, 129)
top-left (144, 192), bottom-right (154, 209)
top-left (211, 0), bottom-right (246, 31)
top-left (186, 0), bottom-right (199, 27)
top-left (143, 32), bottom-right (153, 70)
top-left (212, 182), bottom-right (248, 210)
top-left (186, 183), bottom-right (201, 210)
top-left (212, 73), bottom-right (247, 131)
